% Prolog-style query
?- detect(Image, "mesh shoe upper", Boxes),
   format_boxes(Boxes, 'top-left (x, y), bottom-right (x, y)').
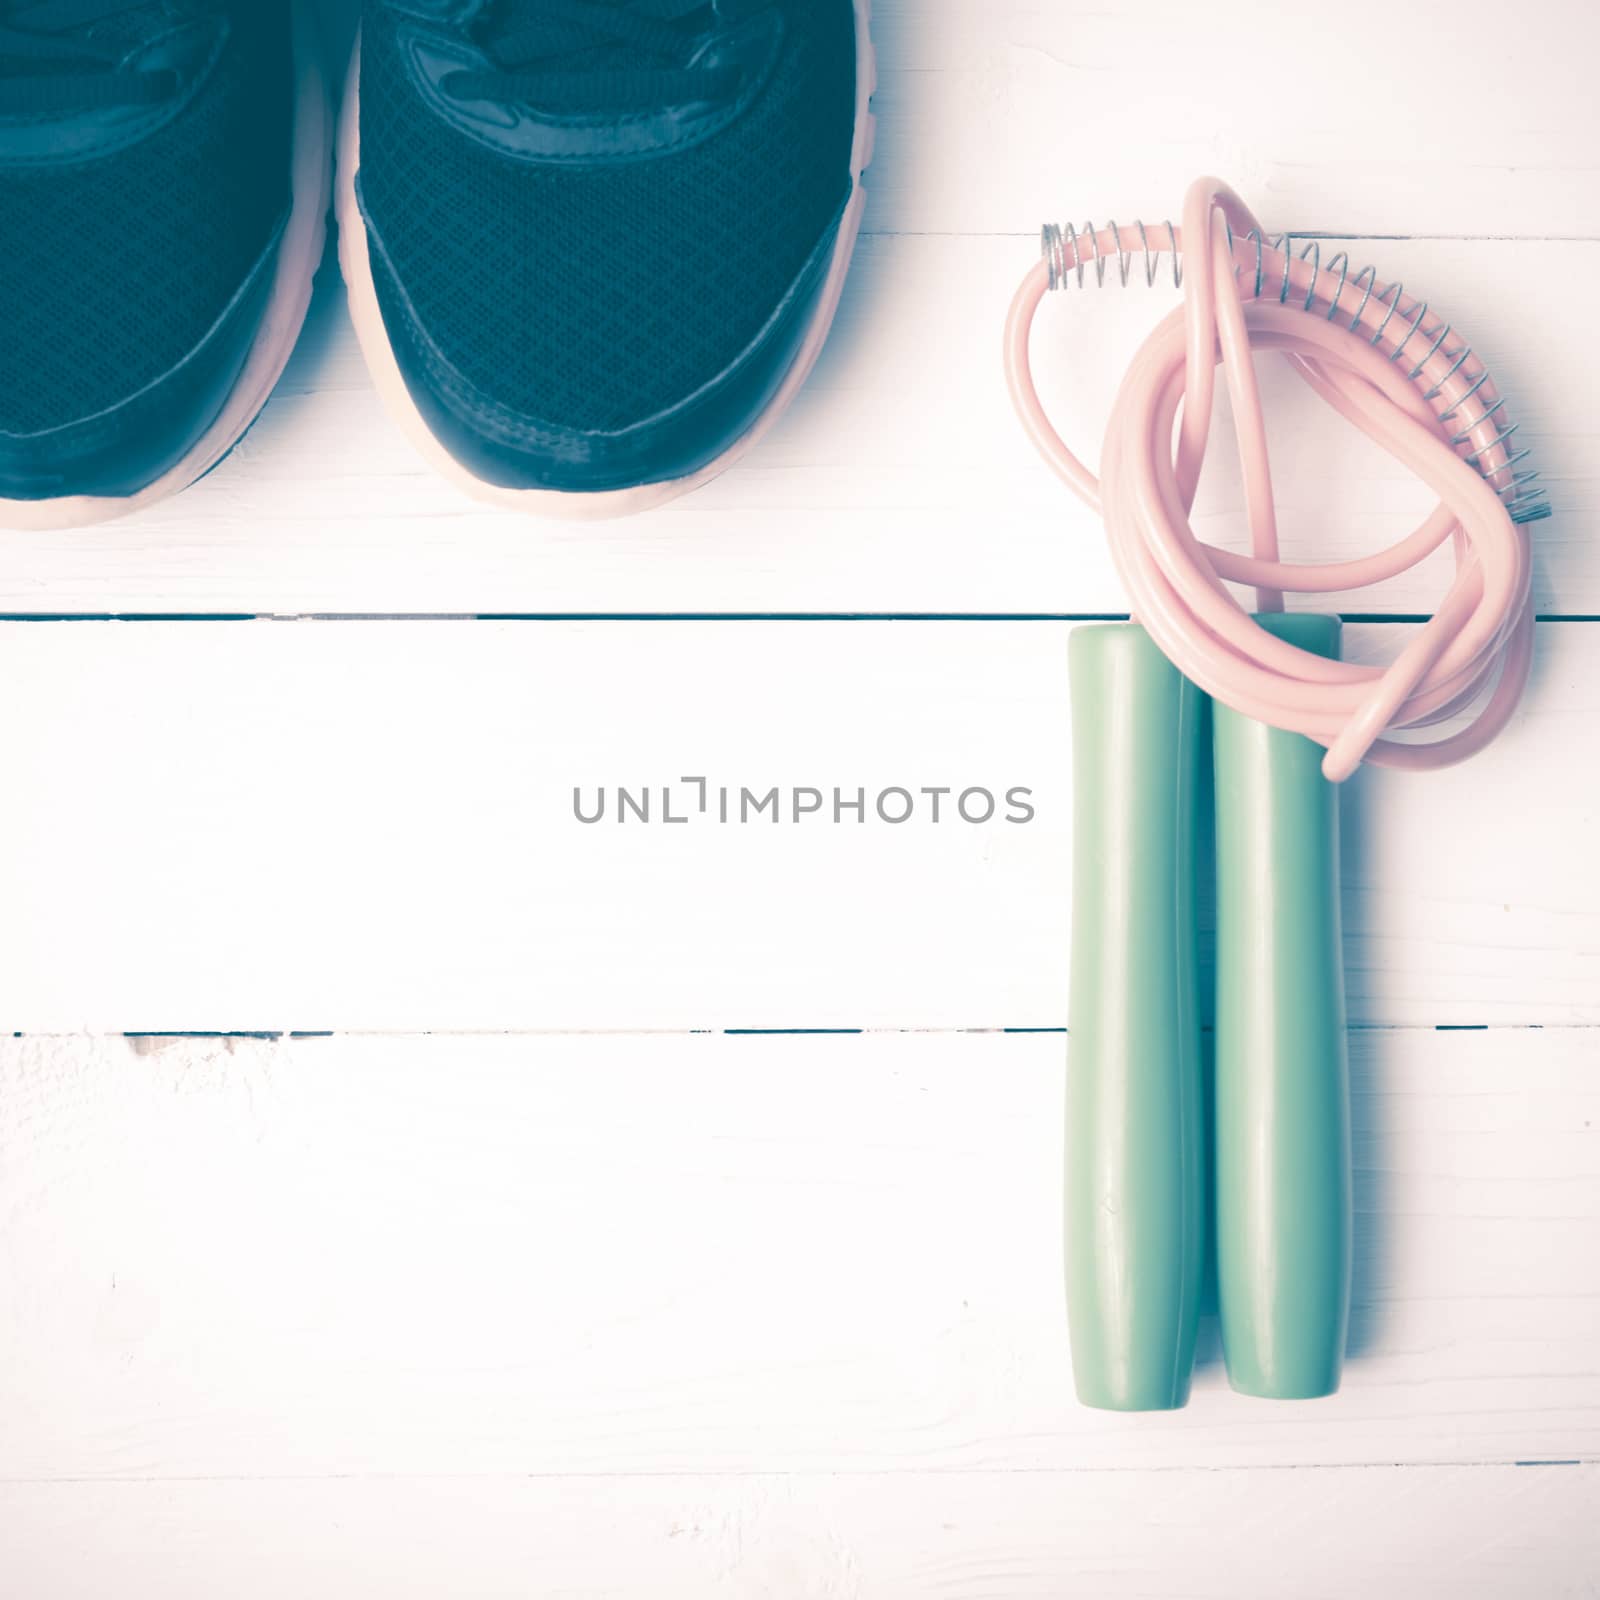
top-left (357, 0), bottom-right (858, 440)
top-left (0, 1), bottom-right (293, 438)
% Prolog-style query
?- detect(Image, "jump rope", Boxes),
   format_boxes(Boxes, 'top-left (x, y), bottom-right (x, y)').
top-left (1003, 177), bottom-right (1543, 1409)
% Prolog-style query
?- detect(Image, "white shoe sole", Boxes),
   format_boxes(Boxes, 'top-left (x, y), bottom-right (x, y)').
top-left (337, 0), bottom-right (876, 520)
top-left (0, 0), bottom-right (333, 532)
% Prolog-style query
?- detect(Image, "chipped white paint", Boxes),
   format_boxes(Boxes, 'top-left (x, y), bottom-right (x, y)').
top-left (1, 1029), bottom-right (1597, 1478)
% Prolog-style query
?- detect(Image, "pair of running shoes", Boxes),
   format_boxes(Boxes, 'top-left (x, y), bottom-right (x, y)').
top-left (0, 0), bottom-right (873, 527)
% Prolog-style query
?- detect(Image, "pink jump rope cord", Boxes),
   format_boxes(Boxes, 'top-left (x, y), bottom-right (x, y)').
top-left (1003, 176), bottom-right (1538, 781)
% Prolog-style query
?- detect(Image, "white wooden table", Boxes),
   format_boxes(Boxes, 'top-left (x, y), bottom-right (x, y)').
top-left (1, 3), bottom-right (1596, 1594)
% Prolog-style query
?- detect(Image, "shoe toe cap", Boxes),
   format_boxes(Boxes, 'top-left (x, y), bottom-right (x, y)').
top-left (0, 223), bottom-right (282, 506)
top-left (368, 208), bottom-right (846, 499)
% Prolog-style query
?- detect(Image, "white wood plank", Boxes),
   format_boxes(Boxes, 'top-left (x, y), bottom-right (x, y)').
top-left (866, 0), bottom-right (1600, 238)
top-left (1, 236), bottom-right (1586, 617)
top-left (0, 620), bottom-right (1591, 1031)
top-left (0, 1029), bottom-right (1593, 1482)
top-left (2, 1464), bottom-right (1595, 1599)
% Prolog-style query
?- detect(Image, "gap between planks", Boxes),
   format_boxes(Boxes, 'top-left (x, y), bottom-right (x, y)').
top-left (4, 1025), bottom-right (1586, 1045)
top-left (6, 614), bottom-right (1600, 623)
top-left (2, 1458), bottom-right (1592, 1485)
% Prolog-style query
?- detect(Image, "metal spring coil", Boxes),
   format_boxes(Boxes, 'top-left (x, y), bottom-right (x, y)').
top-left (1041, 219), bottom-right (1548, 525)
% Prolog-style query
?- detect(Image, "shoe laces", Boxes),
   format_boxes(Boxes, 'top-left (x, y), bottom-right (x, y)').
top-left (0, 0), bottom-right (183, 117)
top-left (443, 0), bottom-right (767, 116)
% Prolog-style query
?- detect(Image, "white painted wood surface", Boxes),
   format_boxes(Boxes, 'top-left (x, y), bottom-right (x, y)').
top-left (1, 1), bottom-right (1596, 1593)
top-left (0, 620), bottom-right (1593, 1030)
top-left (1, 1029), bottom-right (1595, 1477)
top-left (0, 1030), bottom-right (1595, 1594)
top-left (5, 1465), bottom-right (1596, 1600)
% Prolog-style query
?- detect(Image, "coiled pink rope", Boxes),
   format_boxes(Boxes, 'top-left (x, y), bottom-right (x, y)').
top-left (1004, 176), bottom-right (1536, 781)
